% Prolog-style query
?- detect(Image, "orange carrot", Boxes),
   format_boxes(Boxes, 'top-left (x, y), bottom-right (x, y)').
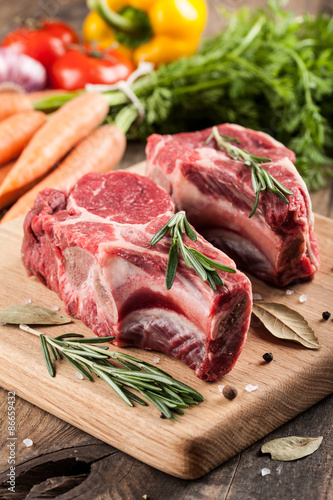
top-left (1, 125), bottom-right (126, 223)
top-left (0, 161), bottom-right (15, 186)
top-left (0, 92), bottom-right (109, 209)
top-left (0, 93), bottom-right (33, 121)
top-left (0, 111), bottom-right (47, 166)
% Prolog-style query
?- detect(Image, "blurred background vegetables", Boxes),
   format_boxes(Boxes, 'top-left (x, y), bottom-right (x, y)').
top-left (29, 1), bottom-right (333, 190)
top-left (1, 19), bottom-right (79, 79)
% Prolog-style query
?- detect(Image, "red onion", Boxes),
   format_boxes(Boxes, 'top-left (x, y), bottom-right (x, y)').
top-left (0, 48), bottom-right (47, 93)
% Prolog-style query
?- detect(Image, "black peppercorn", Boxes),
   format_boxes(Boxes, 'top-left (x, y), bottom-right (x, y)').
top-left (263, 352), bottom-right (273, 363)
top-left (160, 413), bottom-right (166, 419)
top-left (322, 311), bottom-right (331, 321)
top-left (222, 384), bottom-right (238, 400)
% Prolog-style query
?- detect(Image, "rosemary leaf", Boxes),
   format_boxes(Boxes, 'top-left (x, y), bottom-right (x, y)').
top-left (166, 241), bottom-right (179, 289)
top-left (206, 273), bottom-right (217, 291)
top-left (183, 217), bottom-right (197, 241)
top-left (64, 335), bottom-right (115, 343)
top-left (189, 249), bottom-right (236, 274)
top-left (63, 348), bottom-right (110, 359)
top-left (48, 342), bottom-right (59, 362)
top-left (94, 368), bottom-right (133, 407)
top-left (150, 223), bottom-right (170, 246)
top-left (62, 352), bottom-right (94, 381)
top-left (143, 391), bottom-right (173, 419)
top-left (40, 335), bottom-right (55, 377)
top-left (121, 388), bottom-right (148, 406)
top-left (55, 333), bottom-right (84, 340)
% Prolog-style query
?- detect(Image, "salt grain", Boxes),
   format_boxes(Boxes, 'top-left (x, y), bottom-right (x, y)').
top-left (75, 371), bottom-right (84, 380)
top-left (218, 385), bottom-right (224, 393)
top-left (25, 298), bottom-right (32, 304)
top-left (253, 293), bottom-right (263, 301)
top-left (299, 294), bottom-right (307, 303)
top-left (23, 438), bottom-right (33, 447)
top-left (286, 289), bottom-right (294, 295)
top-left (245, 384), bottom-right (258, 392)
top-left (51, 305), bottom-right (60, 311)
top-left (261, 468), bottom-right (271, 477)
top-left (0, 322), bottom-right (6, 326)
top-left (153, 356), bottom-right (160, 364)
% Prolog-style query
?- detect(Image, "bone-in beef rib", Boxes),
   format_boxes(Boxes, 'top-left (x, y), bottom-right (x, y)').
top-left (22, 171), bottom-right (252, 381)
top-left (146, 124), bottom-right (320, 286)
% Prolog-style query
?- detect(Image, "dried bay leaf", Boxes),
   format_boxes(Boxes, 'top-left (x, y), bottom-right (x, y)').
top-left (252, 302), bottom-right (320, 349)
top-left (0, 304), bottom-right (71, 325)
top-left (261, 436), bottom-right (323, 461)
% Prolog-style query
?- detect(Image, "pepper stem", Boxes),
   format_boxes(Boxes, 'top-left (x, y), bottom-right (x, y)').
top-left (87, 0), bottom-right (152, 48)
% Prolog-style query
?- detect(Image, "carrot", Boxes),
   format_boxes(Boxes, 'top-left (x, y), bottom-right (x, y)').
top-left (0, 161), bottom-right (15, 186)
top-left (1, 125), bottom-right (126, 223)
top-left (0, 111), bottom-right (47, 166)
top-left (0, 93), bottom-right (33, 121)
top-left (0, 92), bottom-right (109, 209)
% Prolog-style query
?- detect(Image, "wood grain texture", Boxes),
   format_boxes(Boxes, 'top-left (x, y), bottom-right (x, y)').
top-left (0, 163), bottom-right (332, 480)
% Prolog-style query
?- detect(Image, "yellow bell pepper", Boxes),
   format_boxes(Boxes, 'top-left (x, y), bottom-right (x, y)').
top-left (84, 0), bottom-right (207, 66)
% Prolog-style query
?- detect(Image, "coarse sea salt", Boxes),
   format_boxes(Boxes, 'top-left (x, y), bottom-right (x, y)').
top-left (75, 371), bottom-right (84, 380)
top-left (25, 298), bottom-right (32, 304)
top-left (299, 294), bottom-right (307, 303)
top-left (253, 293), bottom-right (263, 301)
top-left (51, 305), bottom-right (60, 311)
top-left (23, 438), bottom-right (33, 447)
top-left (286, 289), bottom-right (294, 295)
top-left (218, 385), bottom-right (224, 393)
top-left (245, 384), bottom-right (258, 392)
top-left (261, 468), bottom-right (271, 477)
top-left (153, 356), bottom-right (160, 364)
top-left (0, 322), bottom-right (6, 326)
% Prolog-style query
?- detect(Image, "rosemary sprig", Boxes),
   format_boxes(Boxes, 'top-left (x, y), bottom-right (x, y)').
top-left (20, 325), bottom-right (203, 420)
top-left (150, 211), bottom-right (236, 290)
top-left (207, 126), bottom-right (293, 218)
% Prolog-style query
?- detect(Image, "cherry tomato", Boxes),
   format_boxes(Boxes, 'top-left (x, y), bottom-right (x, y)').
top-left (49, 46), bottom-right (135, 90)
top-left (1, 20), bottom-right (79, 71)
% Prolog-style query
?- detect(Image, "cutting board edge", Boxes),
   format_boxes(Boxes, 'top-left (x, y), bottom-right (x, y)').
top-left (0, 347), bottom-right (332, 480)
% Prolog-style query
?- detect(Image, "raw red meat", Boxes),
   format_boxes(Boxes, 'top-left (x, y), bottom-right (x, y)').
top-left (22, 171), bottom-right (252, 381)
top-left (146, 124), bottom-right (320, 286)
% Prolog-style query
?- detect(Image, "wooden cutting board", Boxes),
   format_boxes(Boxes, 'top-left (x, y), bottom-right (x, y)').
top-left (0, 163), bottom-right (332, 480)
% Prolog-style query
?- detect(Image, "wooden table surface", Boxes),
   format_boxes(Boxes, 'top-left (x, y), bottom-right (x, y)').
top-left (0, 1), bottom-right (332, 499)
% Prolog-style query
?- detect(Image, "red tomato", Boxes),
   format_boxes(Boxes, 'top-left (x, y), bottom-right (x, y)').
top-left (49, 47), bottom-right (135, 90)
top-left (1, 20), bottom-right (79, 70)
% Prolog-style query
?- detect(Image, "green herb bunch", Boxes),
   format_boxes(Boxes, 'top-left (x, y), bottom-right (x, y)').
top-left (20, 325), bottom-right (204, 420)
top-left (208, 127), bottom-right (293, 217)
top-left (150, 211), bottom-right (236, 290)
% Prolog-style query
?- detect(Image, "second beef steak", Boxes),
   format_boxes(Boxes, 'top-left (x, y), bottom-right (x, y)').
top-left (146, 124), bottom-right (320, 286)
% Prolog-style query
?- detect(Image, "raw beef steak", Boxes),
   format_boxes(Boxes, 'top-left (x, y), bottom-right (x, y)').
top-left (22, 171), bottom-right (252, 381)
top-left (146, 124), bottom-right (320, 287)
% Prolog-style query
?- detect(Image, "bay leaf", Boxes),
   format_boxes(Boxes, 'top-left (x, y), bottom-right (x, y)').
top-left (252, 302), bottom-right (320, 349)
top-left (0, 304), bottom-right (72, 325)
top-left (261, 436), bottom-right (323, 461)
